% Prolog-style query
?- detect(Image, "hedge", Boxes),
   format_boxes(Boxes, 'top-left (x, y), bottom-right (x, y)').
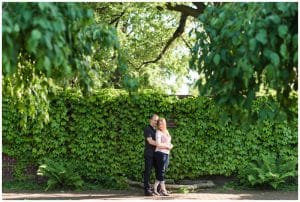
top-left (2, 89), bottom-right (297, 181)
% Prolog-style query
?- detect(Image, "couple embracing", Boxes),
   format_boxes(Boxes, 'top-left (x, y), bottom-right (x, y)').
top-left (143, 114), bottom-right (173, 196)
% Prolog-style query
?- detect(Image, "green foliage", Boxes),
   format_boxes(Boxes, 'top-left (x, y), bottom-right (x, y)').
top-left (3, 2), bottom-right (118, 88)
top-left (2, 57), bottom-right (55, 129)
top-left (237, 153), bottom-right (297, 189)
top-left (3, 2), bottom-right (194, 98)
top-left (3, 89), bottom-right (297, 185)
top-left (91, 176), bottom-right (128, 190)
top-left (37, 158), bottom-right (84, 191)
top-left (3, 180), bottom-right (45, 192)
top-left (91, 3), bottom-right (193, 92)
top-left (12, 162), bottom-right (29, 181)
top-left (191, 2), bottom-right (297, 112)
top-left (2, 2), bottom-right (122, 127)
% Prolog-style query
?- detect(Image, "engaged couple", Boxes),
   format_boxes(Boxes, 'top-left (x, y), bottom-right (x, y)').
top-left (143, 114), bottom-right (173, 196)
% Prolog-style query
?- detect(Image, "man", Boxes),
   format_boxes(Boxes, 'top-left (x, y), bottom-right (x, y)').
top-left (143, 114), bottom-right (159, 196)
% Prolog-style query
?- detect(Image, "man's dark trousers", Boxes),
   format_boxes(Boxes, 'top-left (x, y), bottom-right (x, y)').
top-left (144, 154), bottom-right (154, 191)
top-left (143, 124), bottom-right (157, 194)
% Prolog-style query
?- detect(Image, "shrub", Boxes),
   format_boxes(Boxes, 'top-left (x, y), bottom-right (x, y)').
top-left (3, 89), bottom-right (297, 183)
top-left (37, 158), bottom-right (83, 191)
top-left (237, 153), bottom-right (297, 189)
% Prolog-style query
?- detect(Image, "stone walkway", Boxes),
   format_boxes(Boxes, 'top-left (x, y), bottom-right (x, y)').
top-left (3, 189), bottom-right (298, 200)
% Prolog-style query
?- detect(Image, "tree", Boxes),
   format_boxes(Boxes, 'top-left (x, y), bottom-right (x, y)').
top-left (3, 2), bottom-right (119, 92)
top-left (88, 2), bottom-right (196, 93)
top-left (189, 2), bottom-right (297, 113)
top-left (138, 2), bottom-right (297, 114)
top-left (2, 2), bottom-right (120, 127)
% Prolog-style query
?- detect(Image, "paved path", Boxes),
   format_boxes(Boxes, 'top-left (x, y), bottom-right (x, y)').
top-left (3, 189), bottom-right (298, 200)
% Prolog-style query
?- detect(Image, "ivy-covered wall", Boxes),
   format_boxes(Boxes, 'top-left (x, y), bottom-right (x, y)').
top-left (2, 89), bottom-right (297, 181)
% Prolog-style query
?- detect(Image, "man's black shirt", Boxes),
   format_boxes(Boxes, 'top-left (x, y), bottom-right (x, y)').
top-left (144, 125), bottom-right (156, 156)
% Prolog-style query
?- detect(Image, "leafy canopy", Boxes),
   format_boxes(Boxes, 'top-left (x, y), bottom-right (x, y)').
top-left (90, 2), bottom-right (194, 92)
top-left (2, 2), bottom-right (122, 126)
top-left (3, 2), bottom-right (119, 92)
top-left (191, 2), bottom-right (297, 111)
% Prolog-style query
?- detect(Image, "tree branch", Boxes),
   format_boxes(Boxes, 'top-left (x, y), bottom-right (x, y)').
top-left (110, 10), bottom-right (126, 26)
top-left (166, 2), bottom-right (205, 18)
top-left (180, 36), bottom-right (192, 51)
top-left (140, 14), bottom-right (188, 67)
top-left (139, 3), bottom-right (206, 68)
top-left (192, 2), bottom-right (206, 11)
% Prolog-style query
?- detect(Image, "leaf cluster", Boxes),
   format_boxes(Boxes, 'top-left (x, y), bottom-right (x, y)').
top-left (191, 3), bottom-right (297, 111)
top-left (3, 2), bottom-right (119, 92)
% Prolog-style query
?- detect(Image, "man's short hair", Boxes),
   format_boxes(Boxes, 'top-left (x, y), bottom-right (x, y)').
top-left (149, 114), bottom-right (159, 120)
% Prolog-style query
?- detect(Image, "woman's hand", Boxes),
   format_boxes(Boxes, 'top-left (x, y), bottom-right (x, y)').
top-left (168, 143), bottom-right (173, 150)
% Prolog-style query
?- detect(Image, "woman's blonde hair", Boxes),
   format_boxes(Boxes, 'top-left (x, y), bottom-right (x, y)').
top-left (157, 118), bottom-right (167, 131)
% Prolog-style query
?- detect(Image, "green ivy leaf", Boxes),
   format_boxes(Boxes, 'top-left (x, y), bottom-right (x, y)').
top-left (213, 54), bottom-right (221, 65)
top-left (255, 29), bottom-right (267, 45)
top-left (26, 29), bottom-right (42, 53)
top-left (278, 25), bottom-right (288, 38)
top-left (249, 38), bottom-right (257, 51)
top-left (44, 56), bottom-right (51, 76)
top-left (280, 44), bottom-right (288, 59)
top-left (270, 52), bottom-right (280, 67)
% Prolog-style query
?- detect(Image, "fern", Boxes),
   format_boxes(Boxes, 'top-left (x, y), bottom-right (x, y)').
top-left (238, 153), bottom-right (297, 189)
top-left (37, 159), bottom-right (83, 191)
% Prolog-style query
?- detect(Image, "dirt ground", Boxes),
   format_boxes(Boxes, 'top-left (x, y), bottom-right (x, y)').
top-left (2, 188), bottom-right (298, 200)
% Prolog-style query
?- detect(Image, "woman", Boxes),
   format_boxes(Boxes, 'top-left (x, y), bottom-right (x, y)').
top-left (153, 118), bottom-right (173, 196)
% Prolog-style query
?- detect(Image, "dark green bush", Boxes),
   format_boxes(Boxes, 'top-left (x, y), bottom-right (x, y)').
top-left (3, 89), bottom-right (297, 183)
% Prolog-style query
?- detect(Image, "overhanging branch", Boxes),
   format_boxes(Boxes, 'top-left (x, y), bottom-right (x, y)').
top-left (140, 14), bottom-right (188, 67)
top-left (166, 2), bottom-right (205, 18)
top-left (110, 10), bottom-right (126, 27)
top-left (139, 3), bottom-right (206, 68)
top-left (181, 36), bottom-right (192, 51)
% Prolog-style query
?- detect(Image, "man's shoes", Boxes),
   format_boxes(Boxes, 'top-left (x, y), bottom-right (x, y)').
top-left (144, 189), bottom-right (155, 196)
